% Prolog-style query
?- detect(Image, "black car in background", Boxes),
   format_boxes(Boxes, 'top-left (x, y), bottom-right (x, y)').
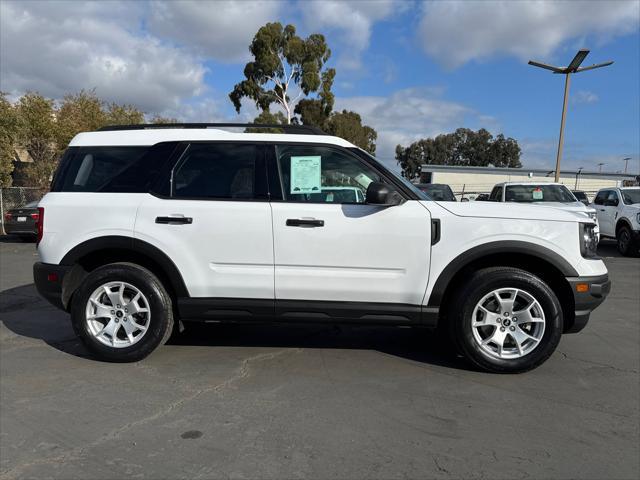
top-left (3, 201), bottom-right (39, 240)
top-left (415, 183), bottom-right (457, 201)
top-left (572, 190), bottom-right (590, 206)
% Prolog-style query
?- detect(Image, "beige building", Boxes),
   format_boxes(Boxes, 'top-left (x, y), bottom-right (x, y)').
top-left (419, 165), bottom-right (638, 201)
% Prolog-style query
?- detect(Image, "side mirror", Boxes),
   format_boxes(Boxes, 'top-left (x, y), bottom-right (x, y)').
top-left (366, 182), bottom-right (404, 206)
top-left (460, 197), bottom-right (469, 202)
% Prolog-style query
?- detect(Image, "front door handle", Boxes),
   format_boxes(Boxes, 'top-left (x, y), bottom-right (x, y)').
top-left (156, 216), bottom-right (193, 225)
top-left (286, 218), bottom-right (324, 228)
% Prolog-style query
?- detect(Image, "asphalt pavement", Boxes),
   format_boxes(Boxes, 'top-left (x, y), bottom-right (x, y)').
top-left (0, 237), bottom-right (638, 479)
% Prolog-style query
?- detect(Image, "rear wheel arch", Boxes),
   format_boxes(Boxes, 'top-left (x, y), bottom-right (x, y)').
top-left (59, 236), bottom-right (188, 309)
top-left (615, 218), bottom-right (633, 235)
top-left (429, 241), bottom-right (576, 332)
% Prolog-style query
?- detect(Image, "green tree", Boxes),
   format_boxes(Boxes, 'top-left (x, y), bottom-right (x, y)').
top-left (246, 109), bottom-right (288, 133)
top-left (0, 93), bottom-right (18, 187)
top-left (395, 128), bottom-right (521, 178)
top-left (14, 93), bottom-right (58, 189)
top-left (55, 90), bottom-right (107, 149)
top-left (149, 115), bottom-right (179, 124)
top-left (105, 103), bottom-right (145, 125)
top-left (326, 110), bottom-right (377, 154)
top-left (229, 22), bottom-right (335, 124)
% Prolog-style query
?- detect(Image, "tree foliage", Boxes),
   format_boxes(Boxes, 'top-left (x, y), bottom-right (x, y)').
top-left (0, 90), bottom-right (148, 189)
top-left (395, 128), bottom-right (522, 178)
top-left (325, 110), bottom-right (377, 154)
top-left (229, 22), bottom-right (335, 124)
top-left (0, 93), bottom-right (18, 187)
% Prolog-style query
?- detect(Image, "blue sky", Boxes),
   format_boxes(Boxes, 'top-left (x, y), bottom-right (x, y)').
top-left (1, 0), bottom-right (638, 173)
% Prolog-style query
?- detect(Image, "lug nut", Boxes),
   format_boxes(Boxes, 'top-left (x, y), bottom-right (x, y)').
top-left (513, 317), bottom-right (518, 322)
top-left (497, 318), bottom-right (502, 323)
top-left (500, 327), bottom-right (505, 332)
top-left (510, 326), bottom-right (515, 331)
top-left (111, 310), bottom-right (115, 315)
top-left (504, 312), bottom-right (509, 317)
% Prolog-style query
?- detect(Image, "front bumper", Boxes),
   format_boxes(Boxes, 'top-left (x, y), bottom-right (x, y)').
top-left (565, 274), bottom-right (611, 333)
top-left (33, 262), bottom-right (72, 311)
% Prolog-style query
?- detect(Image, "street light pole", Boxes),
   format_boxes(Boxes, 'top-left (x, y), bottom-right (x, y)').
top-left (598, 162), bottom-right (605, 173)
top-left (556, 74), bottom-right (571, 183)
top-left (622, 157), bottom-right (631, 174)
top-left (529, 50), bottom-right (613, 182)
top-left (574, 166), bottom-right (583, 190)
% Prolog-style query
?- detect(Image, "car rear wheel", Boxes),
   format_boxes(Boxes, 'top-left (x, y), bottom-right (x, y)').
top-left (70, 263), bottom-right (174, 362)
top-left (449, 267), bottom-right (563, 373)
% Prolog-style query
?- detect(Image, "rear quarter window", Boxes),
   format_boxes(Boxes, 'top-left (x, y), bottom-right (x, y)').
top-left (52, 143), bottom-right (178, 193)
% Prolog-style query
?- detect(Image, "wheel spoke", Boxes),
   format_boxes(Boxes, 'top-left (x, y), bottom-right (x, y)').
top-left (483, 328), bottom-right (507, 357)
top-left (122, 320), bottom-right (136, 343)
top-left (117, 283), bottom-right (126, 307)
top-left (473, 306), bottom-right (499, 327)
top-left (512, 326), bottom-right (540, 347)
top-left (513, 306), bottom-right (544, 324)
top-left (89, 299), bottom-right (112, 319)
top-left (104, 285), bottom-right (121, 308)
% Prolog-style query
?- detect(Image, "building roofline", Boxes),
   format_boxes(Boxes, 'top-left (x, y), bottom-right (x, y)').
top-left (420, 164), bottom-right (638, 180)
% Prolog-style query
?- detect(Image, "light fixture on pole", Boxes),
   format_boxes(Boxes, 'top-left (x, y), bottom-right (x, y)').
top-left (529, 49), bottom-right (613, 182)
top-left (622, 157), bottom-right (631, 174)
top-left (598, 162), bottom-right (605, 173)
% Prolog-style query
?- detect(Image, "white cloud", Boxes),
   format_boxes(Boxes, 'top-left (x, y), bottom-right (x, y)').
top-left (335, 87), bottom-right (495, 168)
top-left (0, 1), bottom-right (206, 113)
top-left (147, 0), bottom-right (284, 63)
top-left (572, 90), bottom-right (599, 105)
top-left (301, 0), bottom-right (405, 70)
top-left (419, 0), bottom-right (639, 68)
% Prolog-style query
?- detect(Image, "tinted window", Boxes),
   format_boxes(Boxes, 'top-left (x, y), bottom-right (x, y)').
top-left (276, 145), bottom-right (382, 204)
top-left (419, 184), bottom-right (456, 201)
top-left (504, 184), bottom-right (576, 203)
top-left (593, 191), bottom-right (607, 205)
top-left (489, 186), bottom-right (502, 201)
top-left (56, 146), bottom-right (152, 192)
top-left (573, 191), bottom-right (587, 201)
top-left (173, 143), bottom-right (257, 199)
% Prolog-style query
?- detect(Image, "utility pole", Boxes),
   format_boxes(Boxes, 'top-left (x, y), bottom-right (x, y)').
top-left (598, 162), bottom-right (605, 173)
top-left (529, 50), bottom-right (613, 182)
top-left (622, 157), bottom-right (631, 174)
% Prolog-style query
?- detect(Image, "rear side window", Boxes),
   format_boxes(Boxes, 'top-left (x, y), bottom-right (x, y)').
top-left (488, 186), bottom-right (502, 201)
top-left (53, 143), bottom-right (178, 193)
top-left (172, 143), bottom-right (259, 199)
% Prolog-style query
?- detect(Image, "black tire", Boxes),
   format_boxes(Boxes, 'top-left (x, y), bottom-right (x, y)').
top-left (616, 224), bottom-right (639, 257)
top-left (70, 262), bottom-right (174, 362)
top-left (449, 267), bottom-right (563, 373)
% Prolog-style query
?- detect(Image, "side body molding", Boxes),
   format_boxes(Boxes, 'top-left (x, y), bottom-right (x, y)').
top-left (59, 235), bottom-right (189, 297)
top-left (427, 240), bottom-right (579, 307)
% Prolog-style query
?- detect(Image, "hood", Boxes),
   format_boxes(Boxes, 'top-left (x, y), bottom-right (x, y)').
top-left (428, 200), bottom-right (592, 223)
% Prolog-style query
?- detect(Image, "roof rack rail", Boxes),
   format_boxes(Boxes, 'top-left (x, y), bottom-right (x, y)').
top-left (97, 123), bottom-right (326, 135)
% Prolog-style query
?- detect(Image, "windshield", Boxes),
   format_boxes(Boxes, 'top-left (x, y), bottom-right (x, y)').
top-left (621, 189), bottom-right (640, 205)
top-left (418, 184), bottom-right (456, 201)
top-left (505, 184), bottom-right (576, 203)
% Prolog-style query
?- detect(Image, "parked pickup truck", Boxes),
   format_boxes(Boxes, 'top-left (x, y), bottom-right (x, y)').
top-left (33, 124), bottom-right (610, 372)
top-left (592, 187), bottom-right (640, 256)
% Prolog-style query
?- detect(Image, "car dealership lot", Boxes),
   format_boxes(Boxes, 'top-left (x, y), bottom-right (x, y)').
top-left (1, 239), bottom-right (638, 479)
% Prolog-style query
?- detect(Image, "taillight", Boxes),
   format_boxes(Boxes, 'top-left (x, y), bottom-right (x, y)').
top-left (30, 212), bottom-right (40, 221)
top-left (36, 207), bottom-right (44, 245)
top-left (4, 212), bottom-right (11, 221)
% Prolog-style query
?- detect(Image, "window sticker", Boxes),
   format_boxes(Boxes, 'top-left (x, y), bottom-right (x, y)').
top-left (290, 155), bottom-right (321, 194)
top-left (532, 188), bottom-right (543, 200)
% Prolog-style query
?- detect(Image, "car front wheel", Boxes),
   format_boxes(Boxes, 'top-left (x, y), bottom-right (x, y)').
top-left (616, 225), bottom-right (639, 257)
top-left (70, 262), bottom-right (174, 362)
top-left (450, 267), bottom-right (563, 373)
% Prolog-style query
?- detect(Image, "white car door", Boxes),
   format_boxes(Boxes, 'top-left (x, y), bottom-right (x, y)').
top-left (269, 144), bottom-right (432, 319)
top-left (134, 142), bottom-right (274, 302)
top-left (595, 190), bottom-right (618, 237)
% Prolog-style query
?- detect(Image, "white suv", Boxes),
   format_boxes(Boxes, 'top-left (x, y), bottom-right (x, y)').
top-left (488, 182), bottom-right (600, 238)
top-left (593, 187), bottom-right (640, 256)
top-left (33, 124), bottom-right (610, 373)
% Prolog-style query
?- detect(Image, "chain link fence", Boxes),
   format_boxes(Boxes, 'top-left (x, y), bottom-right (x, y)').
top-left (0, 187), bottom-right (42, 235)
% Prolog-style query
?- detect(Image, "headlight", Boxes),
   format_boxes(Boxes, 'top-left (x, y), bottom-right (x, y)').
top-left (579, 223), bottom-right (599, 258)
top-left (588, 211), bottom-right (597, 221)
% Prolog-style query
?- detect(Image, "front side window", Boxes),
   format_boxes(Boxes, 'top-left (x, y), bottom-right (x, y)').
top-left (172, 143), bottom-right (258, 199)
top-left (275, 145), bottom-right (383, 204)
top-left (606, 190), bottom-right (619, 205)
top-left (594, 191), bottom-right (608, 205)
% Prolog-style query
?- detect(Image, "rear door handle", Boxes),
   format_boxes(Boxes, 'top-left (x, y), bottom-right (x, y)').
top-left (156, 216), bottom-right (193, 225)
top-left (286, 218), bottom-right (324, 228)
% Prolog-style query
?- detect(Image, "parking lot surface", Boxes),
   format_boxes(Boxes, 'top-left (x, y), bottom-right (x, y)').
top-left (1, 238), bottom-right (638, 479)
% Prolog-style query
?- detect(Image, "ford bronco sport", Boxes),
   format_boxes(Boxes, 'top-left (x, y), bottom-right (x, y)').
top-left (33, 124), bottom-right (611, 372)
